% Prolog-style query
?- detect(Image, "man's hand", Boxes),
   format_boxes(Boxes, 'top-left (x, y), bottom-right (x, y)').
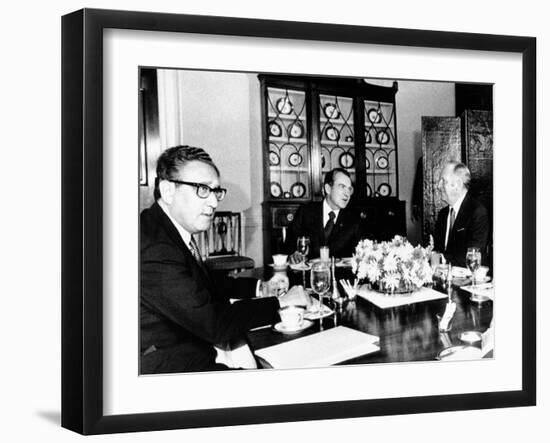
top-left (288, 251), bottom-right (304, 264)
top-left (278, 285), bottom-right (312, 308)
top-left (261, 273), bottom-right (289, 297)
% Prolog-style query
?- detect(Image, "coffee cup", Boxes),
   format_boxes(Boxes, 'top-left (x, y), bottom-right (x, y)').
top-left (278, 305), bottom-right (305, 330)
top-left (272, 254), bottom-right (288, 267)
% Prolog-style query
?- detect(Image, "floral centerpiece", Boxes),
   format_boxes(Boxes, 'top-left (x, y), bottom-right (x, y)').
top-left (351, 235), bottom-right (433, 295)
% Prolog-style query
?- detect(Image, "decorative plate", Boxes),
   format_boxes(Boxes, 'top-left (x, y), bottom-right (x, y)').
top-left (365, 130), bottom-right (372, 144)
top-left (288, 121), bottom-right (304, 138)
top-left (291, 182), bottom-right (306, 198)
top-left (366, 158), bottom-right (371, 169)
top-left (268, 120), bottom-right (282, 137)
top-left (377, 183), bottom-right (392, 197)
top-left (270, 182), bottom-right (282, 198)
top-left (339, 152), bottom-right (355, 168)
top-left (288, 152), bottom-right (303, 167)
top-left (269, 151), bottom-right (280, 166)
top-left (376, 156), bottom-right (389, 169)
top-left (323, 102), bottom-right (340, 119)
top-left (376, 129), bottom-right (390, 144)
top-left (276, 96), bottom-right (293, 114)
top-left (325, 125), bottom-right (340, 141)
top-left (366, 183), bottom-right (373, 197)
top-left (345, 135), bottom-right (354, 142)
top-left (367, 108), bottom-right (382, 124)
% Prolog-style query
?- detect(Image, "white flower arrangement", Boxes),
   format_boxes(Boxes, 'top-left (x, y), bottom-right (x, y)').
top-left (352, 235), bottom-right (434, 294)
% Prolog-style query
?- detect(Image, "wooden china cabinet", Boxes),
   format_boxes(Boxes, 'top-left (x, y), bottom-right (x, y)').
top-left (259, 75), bottom-right (406, 264)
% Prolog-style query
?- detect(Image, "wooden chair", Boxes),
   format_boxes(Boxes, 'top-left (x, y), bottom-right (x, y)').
top-left (196, 211), bottom-right (255, 276)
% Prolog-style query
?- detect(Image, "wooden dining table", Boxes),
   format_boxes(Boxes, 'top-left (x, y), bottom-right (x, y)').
top-left (238, 265), bottom-right (493, 367)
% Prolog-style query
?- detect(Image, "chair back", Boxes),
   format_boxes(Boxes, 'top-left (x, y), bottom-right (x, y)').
top-left (196, 212), bottom-right (245, 259)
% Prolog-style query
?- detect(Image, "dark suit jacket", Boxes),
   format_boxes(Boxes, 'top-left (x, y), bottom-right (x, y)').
top-left (140, 202), bottom-right (280, 374)
top-left (284, 201), bottom-right (364, 259)
top-left (434, 193), bottom-right (489, 267)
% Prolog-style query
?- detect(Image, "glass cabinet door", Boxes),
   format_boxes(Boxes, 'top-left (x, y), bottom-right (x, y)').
top-left (364, 99), bottom-right (397, 197)
top-left (266, 87), bottom-right (310, 200)
top-left (318, 94), bottom-right (355, 185)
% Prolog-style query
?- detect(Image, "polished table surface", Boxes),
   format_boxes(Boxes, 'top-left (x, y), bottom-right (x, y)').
top-left (238, 266), bottom-right (493, 366)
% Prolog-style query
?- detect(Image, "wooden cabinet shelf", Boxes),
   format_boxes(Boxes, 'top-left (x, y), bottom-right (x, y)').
top-left (260, 75), bottom-right (405, 263)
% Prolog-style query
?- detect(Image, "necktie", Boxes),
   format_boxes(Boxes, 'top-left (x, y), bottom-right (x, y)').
top-left (189, 236), bottom-right (203, 263)
top-left (449, 207), bottom-right (455, 233)
top-left (445, 207), bottom-right (455, 250)
top-left (324, 211), bottom-right (336, 241)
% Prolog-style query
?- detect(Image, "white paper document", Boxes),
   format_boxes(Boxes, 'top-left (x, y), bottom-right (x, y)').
top-left (255, 326), bottom-right (379, 369)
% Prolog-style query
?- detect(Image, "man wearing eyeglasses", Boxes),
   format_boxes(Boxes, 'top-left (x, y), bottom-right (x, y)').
top-left (140, 145), bottom-right (310, 374)
top-left (285, 168), bottom-right (365, 261)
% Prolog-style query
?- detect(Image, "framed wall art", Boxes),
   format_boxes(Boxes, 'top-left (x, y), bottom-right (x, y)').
top-left (62, 8), bottom-right (536, 435)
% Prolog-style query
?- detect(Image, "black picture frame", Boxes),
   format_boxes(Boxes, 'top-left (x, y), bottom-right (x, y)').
top-left (62, 8), bottom-right (536, 435)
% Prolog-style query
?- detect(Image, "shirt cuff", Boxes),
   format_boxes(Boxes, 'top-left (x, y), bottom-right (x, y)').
top-left (256, 280), bottom-right (262, 297)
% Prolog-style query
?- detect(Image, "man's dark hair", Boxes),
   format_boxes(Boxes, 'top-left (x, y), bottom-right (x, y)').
top-left (323, 167), bottom-right (352, 187)
top-left (154, 145), bottom-right (219, 200)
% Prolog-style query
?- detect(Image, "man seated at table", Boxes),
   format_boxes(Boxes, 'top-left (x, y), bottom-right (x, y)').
top-left (285, 168), bottom-right (364, 261)
top-left (140, 145), bottom-right (311, 374)
top-left (433, 161), bottom-right (490, 267)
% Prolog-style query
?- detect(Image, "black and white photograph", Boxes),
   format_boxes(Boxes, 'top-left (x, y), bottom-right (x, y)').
top-left (139, 67), bottom-right (495, 374)
top-left (38, 2), bottom-right (544, 439)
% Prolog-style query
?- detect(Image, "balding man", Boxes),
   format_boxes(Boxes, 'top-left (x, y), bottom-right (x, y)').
top-left (433, 161), bottom-right (490, 267)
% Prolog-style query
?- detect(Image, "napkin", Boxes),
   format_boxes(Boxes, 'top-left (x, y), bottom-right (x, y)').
top-left (481, 326), bottom-right (495, 357)
top-left (438, 301), bottom-right (456, 330)
top-left (438, 346), bottom-right (483, 361)
top-left (255, 326), bottom-right (379, 369)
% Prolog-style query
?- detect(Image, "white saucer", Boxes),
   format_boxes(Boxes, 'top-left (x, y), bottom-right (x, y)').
top-left (460, 331), bottom-right (482, 343)
top-left (269, 263), bottom-right (288, 271)
top-left (273, 320), bottom-right (313, 334)
top-left (335, 258), bottom-right (353, 268)
top-left (453, 276), bottom-right (491, 284)
top-left (304, 305), bottom-right (334, 320)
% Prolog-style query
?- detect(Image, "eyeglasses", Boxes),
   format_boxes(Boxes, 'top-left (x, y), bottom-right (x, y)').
top-left (335, 183), bottom-right (354, 194)
top-left (168, 179), bottom-right (227, 201)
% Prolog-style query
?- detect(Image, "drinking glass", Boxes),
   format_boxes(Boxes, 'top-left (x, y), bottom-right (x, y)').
top-left (297, 236), bottom-right (310, 287)
top-left (310, 261), bottom-right (331, 329)
top-left (296, 236), bottom-right (310, 263)
top-left (466, 247), bottom-right (482, 287)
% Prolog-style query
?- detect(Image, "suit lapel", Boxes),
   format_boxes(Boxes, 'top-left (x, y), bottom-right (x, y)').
top-left (451, 193), bottom-right (472, 235)
top-left (330, 209), bottom-right (345, 240)
top-left (152, 203), bottom-right (212, 282)
top-left (313, 202), bottom-right (324, 243)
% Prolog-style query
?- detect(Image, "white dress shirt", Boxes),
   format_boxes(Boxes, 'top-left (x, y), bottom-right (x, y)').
top-left (323, 199), bottom-right (340, 227)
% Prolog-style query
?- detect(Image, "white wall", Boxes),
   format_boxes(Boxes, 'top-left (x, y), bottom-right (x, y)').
top-left (153, 72), bottom-right (455, 263)
top-left (397, 80), bottom-right (456, 244)
top-left (2, 1), bottom-right (546, 443)
top-left (154, 69), bottom-right (265, 264)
